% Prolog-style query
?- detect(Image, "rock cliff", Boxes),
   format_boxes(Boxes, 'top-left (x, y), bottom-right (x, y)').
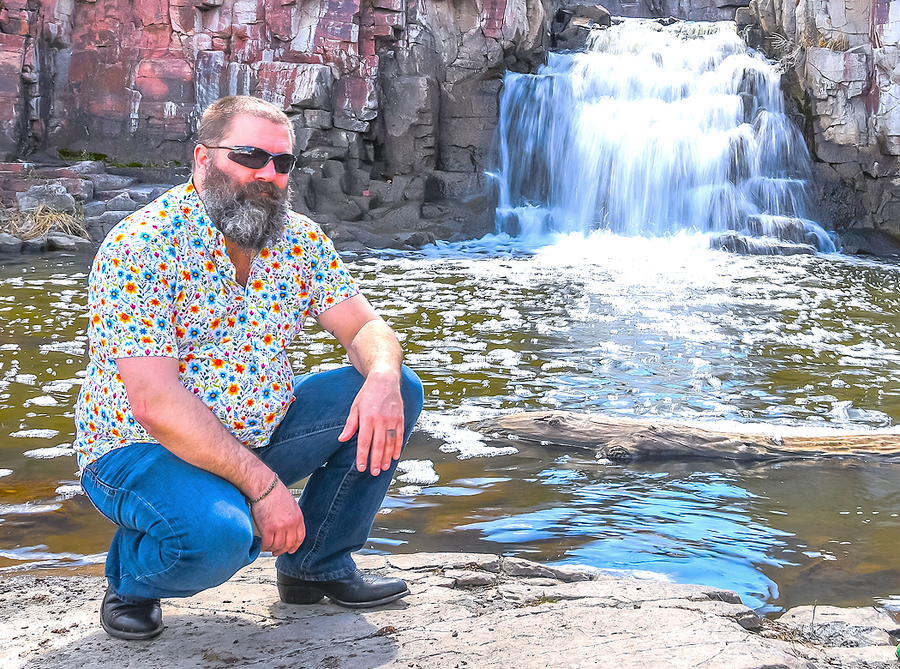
top-left (1, 0), bottom-right (899, 246)
top-left (0, 0), bottom-right (553, 246)
top-left (743, 0), bottom-right (900, 236)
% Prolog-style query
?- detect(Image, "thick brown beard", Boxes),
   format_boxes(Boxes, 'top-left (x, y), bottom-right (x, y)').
top-left (199, 159), bottom-right (291, 253)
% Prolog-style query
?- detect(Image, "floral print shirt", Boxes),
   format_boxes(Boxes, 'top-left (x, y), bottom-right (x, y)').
top-left (74, 182), bottom-right (358, 470)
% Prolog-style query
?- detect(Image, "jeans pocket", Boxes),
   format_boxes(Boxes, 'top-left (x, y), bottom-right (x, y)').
top-left (81, 462), bottom-right (119, 525)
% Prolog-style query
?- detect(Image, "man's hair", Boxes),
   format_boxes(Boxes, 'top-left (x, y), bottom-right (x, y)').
top-left (197, 96), bottom-right (295, 148)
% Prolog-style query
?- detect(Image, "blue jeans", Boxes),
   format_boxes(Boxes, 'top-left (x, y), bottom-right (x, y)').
top-left (81, 366), bottom-right (424, 602)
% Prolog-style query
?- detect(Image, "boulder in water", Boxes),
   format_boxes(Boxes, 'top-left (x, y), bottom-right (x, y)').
top-left (709, 231), bottom-right (816, 255)
top-left (837, 228), bottom-right (900, 258)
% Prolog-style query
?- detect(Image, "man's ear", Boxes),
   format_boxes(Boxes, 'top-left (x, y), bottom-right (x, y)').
top-left (193, 144), bottom-right (210, 189)
top-left (194, 144), bottom-right (209, 170)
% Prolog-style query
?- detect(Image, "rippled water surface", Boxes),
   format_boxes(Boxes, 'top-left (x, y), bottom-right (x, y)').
top-left (3, 234), bottom-right (900, 615)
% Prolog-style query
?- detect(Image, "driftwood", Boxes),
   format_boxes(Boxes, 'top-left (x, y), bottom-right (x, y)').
top-left (479, 411), bottom-right (900, 461)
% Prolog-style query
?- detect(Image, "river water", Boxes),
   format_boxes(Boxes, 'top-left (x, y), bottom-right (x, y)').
top-left (3, 18), bottom-right (900, 618)
top-left (3, 236), bottom-right (900, 617)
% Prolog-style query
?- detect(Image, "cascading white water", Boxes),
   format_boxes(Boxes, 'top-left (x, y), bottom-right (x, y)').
top-left (492, 20), bottom-right (837, 252)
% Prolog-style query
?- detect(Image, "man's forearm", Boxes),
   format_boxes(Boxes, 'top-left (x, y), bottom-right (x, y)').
top-left (345, 318), bottom-right (403, 378)
top-left (118, 357), bottom-right (275, 500)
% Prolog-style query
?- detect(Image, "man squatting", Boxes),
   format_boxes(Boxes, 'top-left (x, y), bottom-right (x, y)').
top-left (73, 95), bottom-right (425, 640)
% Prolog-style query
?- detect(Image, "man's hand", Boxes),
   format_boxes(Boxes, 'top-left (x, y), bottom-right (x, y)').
top-left (116, 356), bottom-right (307, 552)
top-left (338, 370), bottom-right (404, 476)
top-left (250, 482), bottom-right (305, 556)
top-left (318, 294), bottom-right (406, 477)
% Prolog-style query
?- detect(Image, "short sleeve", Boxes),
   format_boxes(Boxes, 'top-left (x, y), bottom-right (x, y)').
top-left (88, 243), bottom-right (178, 361)
top-left (307, 229), bottom-right (358, 319)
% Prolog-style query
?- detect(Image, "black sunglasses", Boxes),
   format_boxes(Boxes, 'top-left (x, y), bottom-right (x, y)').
top-left (204, 145), bottom-right (297, 174)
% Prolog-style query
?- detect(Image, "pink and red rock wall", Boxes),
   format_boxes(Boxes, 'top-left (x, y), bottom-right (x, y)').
top-left (0, 0), bottom-right (549, 168)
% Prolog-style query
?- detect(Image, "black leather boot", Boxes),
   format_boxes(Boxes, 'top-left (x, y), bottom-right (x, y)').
top-left (100, 586), bottom-right (164, 640)
top-left (277, 570), bottom-right (409, 608)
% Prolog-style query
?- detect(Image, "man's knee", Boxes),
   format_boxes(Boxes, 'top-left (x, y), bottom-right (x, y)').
top-left (176, 504), bottom-right (257, 587)
top-left (399, 365), bottom-right (424, 433)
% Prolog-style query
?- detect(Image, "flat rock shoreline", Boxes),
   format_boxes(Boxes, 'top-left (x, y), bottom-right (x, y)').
top-left (2, 553), bottom-right (898, 669)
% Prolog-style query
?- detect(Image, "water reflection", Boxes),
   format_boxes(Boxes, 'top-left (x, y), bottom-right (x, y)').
top-left (3, 236), bottom-right (900, 615)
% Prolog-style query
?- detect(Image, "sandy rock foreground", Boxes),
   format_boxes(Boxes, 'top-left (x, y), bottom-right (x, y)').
top-left (2, 552), bottom-right (898, 669)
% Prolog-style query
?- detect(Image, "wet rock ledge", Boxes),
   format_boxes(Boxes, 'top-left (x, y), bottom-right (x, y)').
top-left (2, 552), bottom-right (898, 669)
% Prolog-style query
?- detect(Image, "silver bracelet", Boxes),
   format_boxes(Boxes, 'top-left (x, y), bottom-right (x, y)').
top-left (250, 472), bottom-right (279, 505)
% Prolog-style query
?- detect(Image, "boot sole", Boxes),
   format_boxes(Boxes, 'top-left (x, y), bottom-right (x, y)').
top-left (278, 582), bottom-right (409, 608)
top-left (100, 616), bottom-right (164, 640)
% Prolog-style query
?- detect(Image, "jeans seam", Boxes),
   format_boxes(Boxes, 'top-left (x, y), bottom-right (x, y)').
top-left (126, 488), bottom-right (184, 586)
top-left (86, 463), bottom-right (185, 586)
top-left (269, 421), bottom-right (345, 446)
top-left (297, 465), bottom-right (357, 579)
top-left (82, 465), bottom-right (119, 526)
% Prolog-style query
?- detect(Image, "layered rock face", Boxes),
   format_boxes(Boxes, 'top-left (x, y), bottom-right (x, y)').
top-left (0, 0), bottom-right (552, 246)
top-left (2, 0), bottom-right (898, 245)
top-left (745, 0), bottom-right (900, 234)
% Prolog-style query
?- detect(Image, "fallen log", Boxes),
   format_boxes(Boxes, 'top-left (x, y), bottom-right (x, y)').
top-left (478, 411), bottom-right (900, 461)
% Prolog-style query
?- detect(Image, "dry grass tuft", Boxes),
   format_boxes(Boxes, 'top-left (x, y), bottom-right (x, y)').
top-left (821, 33), bottom-right (849, 51)
top-left (0, 203), bottom-right (89, 241)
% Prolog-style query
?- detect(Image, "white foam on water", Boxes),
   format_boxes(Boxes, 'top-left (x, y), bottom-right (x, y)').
top-left (54, 483), bottom-right (83, 499)
top-left (25, 395), bottom-right (58, 407)
top-left (23, 446), bottom-right (73, 459)
top-left (39, 341), bottom-right (85, 356)
top-left (42, 379), bottom-right (80, 393)
top-left (10, 429), bottom-right (59, 439)
top-left (419, 410), bottom-right (519, 460)
top-left (0, 469), bottom-right (12, 478)
top-left (395, 460), bottom-right (440, 485)
top-left (0, 502), bottom-right (62, 514)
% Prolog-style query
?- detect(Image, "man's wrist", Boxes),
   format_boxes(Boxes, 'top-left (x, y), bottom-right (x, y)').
top-left (249, 472), bottom-right (279, 505)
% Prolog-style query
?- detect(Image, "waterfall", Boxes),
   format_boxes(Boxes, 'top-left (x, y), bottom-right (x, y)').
top-left (492, 20), bottom-right (837, 253)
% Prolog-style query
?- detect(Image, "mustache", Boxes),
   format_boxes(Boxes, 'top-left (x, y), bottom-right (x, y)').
top-left (235, 180), bottom-right (280, 201)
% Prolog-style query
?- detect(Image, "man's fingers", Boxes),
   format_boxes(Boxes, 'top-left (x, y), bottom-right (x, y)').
top-left (356, 427), bottom-right (372, 472)
top-left (390, 427), bottom-right (404, 462)
top-left (339, 408), bottom-right (359, 443)
top-left (368, 428), bottom-right (387, 477)
top-left (381, 427), bottom-right (399, 471)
